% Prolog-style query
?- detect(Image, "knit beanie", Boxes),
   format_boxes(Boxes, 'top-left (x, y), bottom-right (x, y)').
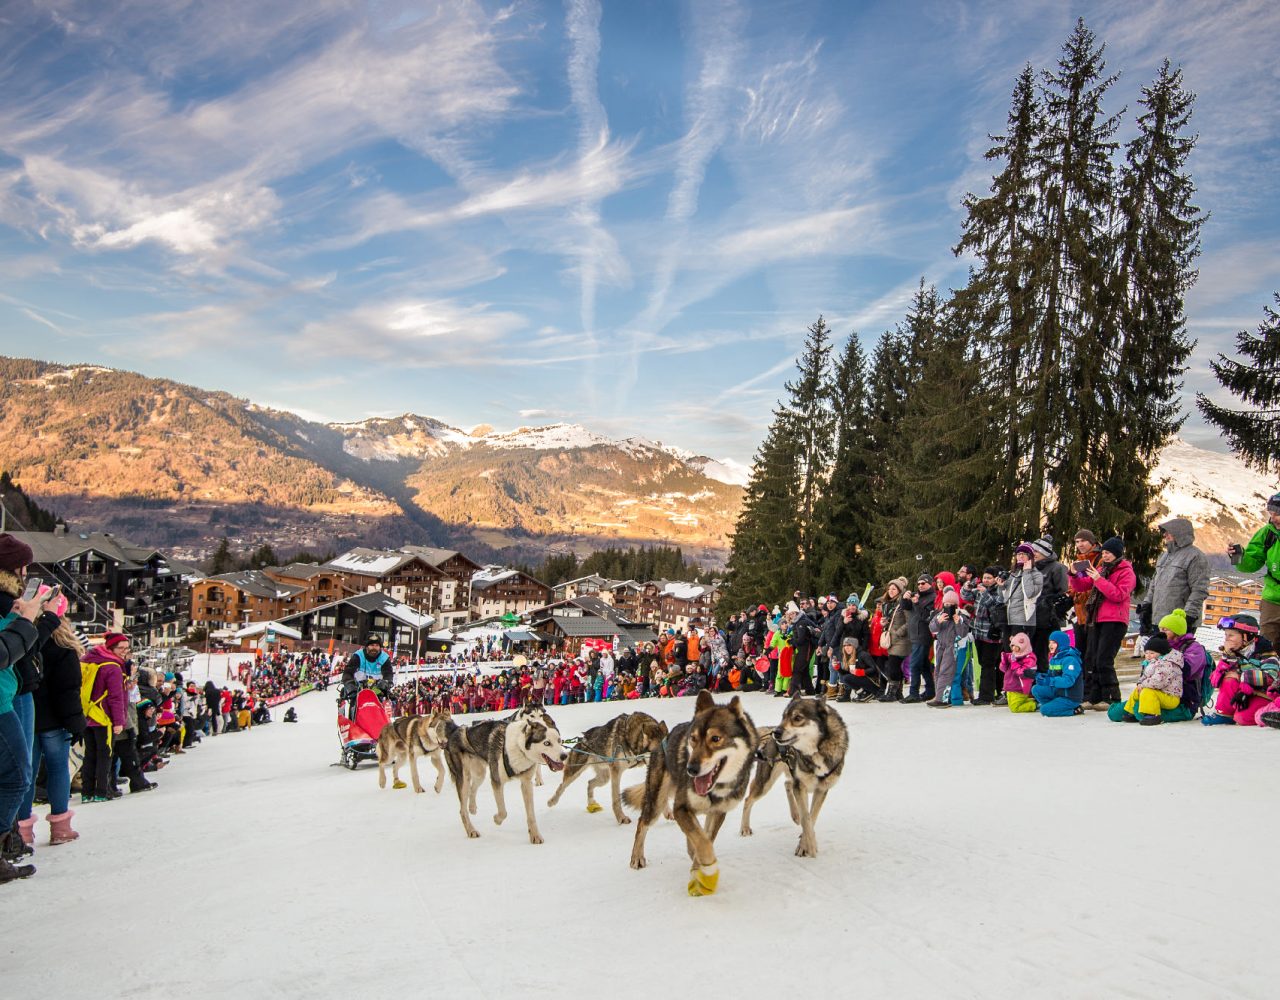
top-left (1159, 608), bottom-right (1188, 636)
top-left (1101, 537), bottom-right (1125, 559)
top-left (1073, 529), bottom-right (1097, 544)
top-left (0, 533), bottom-right (34, 573)
top-left (1144, 634), bottom-right (1172, 656)
top-left (1015, 543), bottom-right (1036, 558)
top-left (917, 572), bottom-right (933, 585)
top-left (1030, 536), bottom-right (1056, 561)
top-left (1009, 632), bottom-right (1032, 656)
top-left (941, 587), bottom-right (959, 607)
top-left (103, 632), bottom-right (129, 650)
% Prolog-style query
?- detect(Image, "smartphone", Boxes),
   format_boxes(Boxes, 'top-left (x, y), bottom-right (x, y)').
top-left (1072, 560), bottom-right (1089, 573)
top-left (41, 583), bottom-right (62, 605)
top-left (20, 577), bottom-right (45, 601)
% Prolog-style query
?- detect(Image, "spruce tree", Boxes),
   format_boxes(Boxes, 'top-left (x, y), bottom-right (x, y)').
top-left (209, 537), bottom-right (236, 575)
top-left (813, 332), bottom-right (876, 592)
top-left (1032, 17), bottom-right (1123, 545)
top-left (782, 317), bottom-right (836, 590)
top-left (952, 64), bottom-right (1043, 548)
top-left (1100, 59), bottom-right (1203, 570)
top-left (1197, 295), bottom-right (1280, 475)
top-left (721, 409), bottom-right (802, 608)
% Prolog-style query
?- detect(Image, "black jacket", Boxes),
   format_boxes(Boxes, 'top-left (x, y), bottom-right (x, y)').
top-left (907, 591), bottom-right (936, 644)
top-left (0, 593), bottom-right (58, 695)
top-left (0, 615), bottom-right (40, 674)
top-left (32, 636), bottom-right (86, 736)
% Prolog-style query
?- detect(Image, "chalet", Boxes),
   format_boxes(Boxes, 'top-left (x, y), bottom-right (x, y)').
top-left (191, 571), bottom-right (307, 632)
top-left (9, 528), bottom-right (192, 645)
top-left (650, 581), bottom-right (720, 632)
top-left (552, 574), bottom-right (611, 602)
top-left (276, 591), bottom-right (434, 654)
top-left (600, 579), bottom-right (645, 621)
top-left (262, 563), bottom-right (350, 612)
top-left (470, 567), bottom-right (553, 619)
top-left (400, 546), bottom-right (483, 627)
top-left (526, 595), bottom-right (657, 652)
top-left (1203, 575), bottom-right (1263, 628)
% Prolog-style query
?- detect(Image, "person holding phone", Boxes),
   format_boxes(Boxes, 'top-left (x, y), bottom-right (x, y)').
top-left (1068, 530), bottom-right (1103, 660)
top-left (0, 532), bottom-right (61, 881)
top-left (1068, 537), bottom-right (1134, 709)
top-left (1229, 492), bottom-right (1280, 652)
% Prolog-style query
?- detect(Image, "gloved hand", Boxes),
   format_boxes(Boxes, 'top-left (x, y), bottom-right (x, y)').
top-left (1231, 690), bottom-right (1252, 712)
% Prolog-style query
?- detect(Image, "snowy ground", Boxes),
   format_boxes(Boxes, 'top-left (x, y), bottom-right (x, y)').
top-left (8, 691), bottom-right (1276, 999)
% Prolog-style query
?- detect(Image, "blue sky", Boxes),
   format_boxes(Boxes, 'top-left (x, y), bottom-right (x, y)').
top-left (0, 0), bottom-right (1276, 465)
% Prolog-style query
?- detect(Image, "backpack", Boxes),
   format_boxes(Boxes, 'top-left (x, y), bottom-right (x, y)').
top-left (1185, 649), bottom-right (1214, 717)
top-left (80, 660), bottom-right (114, 750)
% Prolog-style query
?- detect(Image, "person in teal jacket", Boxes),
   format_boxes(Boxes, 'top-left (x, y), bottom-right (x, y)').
top-left (1230, 492), bottom-right (1280, 651)
top-left (1030, 630), bottom-right (1084, 717)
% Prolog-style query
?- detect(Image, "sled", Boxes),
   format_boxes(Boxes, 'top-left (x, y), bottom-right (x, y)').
top-left (335, 689), bottom-right (390, 771)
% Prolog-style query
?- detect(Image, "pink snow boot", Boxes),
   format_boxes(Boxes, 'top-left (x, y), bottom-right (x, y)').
top-left (17, 816), bottom-right (37, 848)
top-left (47, 811), bottom-right (80, 846)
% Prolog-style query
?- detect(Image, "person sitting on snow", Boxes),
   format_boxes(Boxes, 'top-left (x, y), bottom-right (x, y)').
top-left (1203, 614), bottom-right (1279, 727)
top-left (998, 632), bottom-right (1039, 713)
top-left (1114, 634), bottom-right (1183, 726)
top-left (1031, 630), bottom-right (1084, 718)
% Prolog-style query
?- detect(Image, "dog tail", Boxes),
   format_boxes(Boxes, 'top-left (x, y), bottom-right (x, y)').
top-left (620, 783), bottom-right (645, 812)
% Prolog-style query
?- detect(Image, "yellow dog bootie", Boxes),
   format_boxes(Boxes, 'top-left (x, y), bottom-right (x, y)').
top-left (586, 801), bottom-right (603, 814)
top-left (393, 780), bottom-right (407, 789)
top-left (687, 863), bottom-right (719, 897)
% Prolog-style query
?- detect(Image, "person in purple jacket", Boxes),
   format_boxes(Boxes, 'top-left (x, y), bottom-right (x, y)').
top-left (80, 633), bottom-right (128, 803)
top-left (1068, 537), bottom-right (1135, 710)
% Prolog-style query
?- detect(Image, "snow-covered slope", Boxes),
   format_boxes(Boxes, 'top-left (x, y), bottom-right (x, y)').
top-left (9, 689), bottom-right (1275, 999)
top-left (1152, 438), bottom-right (1276, 557)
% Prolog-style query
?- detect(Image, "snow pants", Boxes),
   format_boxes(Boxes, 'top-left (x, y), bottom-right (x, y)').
top-left (1006, 692), bottom-right (1038, 713)
top-left (1030, 683), bottom-right (1079, 718)
top-left (1123, 688), bottom-right (1180, 718)
top-left (1212, 677), bottom-right (1271, 726)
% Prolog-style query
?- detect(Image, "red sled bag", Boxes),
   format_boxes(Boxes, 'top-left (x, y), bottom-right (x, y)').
top-left (754, 655), bottom-right (770, 675)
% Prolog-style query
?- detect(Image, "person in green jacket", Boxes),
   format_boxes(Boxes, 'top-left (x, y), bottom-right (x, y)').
top-left (1230, 492), bottom-right (1280, 651)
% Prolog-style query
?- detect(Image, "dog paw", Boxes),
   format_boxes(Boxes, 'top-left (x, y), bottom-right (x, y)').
top-left (529, 834), bottom-right (544, 845)
top-left (740, 826), bottom-right (753, 837)
top-left (630, 856), bottom-right (648, 870)
top-left (795, 840), bottom-right (817, 858)
top-left (663, 809), bottom-right (675, 822)
top-left (466, 830), bottom-right (480, 839)
top-left (616, 815), bottom-right (632, 825)
top-left (586, 801), bottom-right (603, 814)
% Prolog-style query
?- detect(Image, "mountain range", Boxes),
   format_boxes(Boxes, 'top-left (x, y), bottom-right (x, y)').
top-left (0, 356), bottom-right (1272, 571)
top-left (0, 357), bottom-right (744, 565)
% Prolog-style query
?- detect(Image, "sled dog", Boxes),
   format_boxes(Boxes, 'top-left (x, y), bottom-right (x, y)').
top-left (740, 694), bottom-right (847, 857)
top-left (622, 690), bottom-right (757, 896)
top-left (376, 708), bottom-right (452, 794)
top-left (446, 710), bottom-right (568, 843)
top-left (508, 703), bottom-right (555, 785)
top-left (547, 712), bottom-right (668, 823)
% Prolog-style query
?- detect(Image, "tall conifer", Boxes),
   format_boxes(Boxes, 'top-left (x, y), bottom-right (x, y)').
top-left (1197, 295), bottom-right (1280, 475)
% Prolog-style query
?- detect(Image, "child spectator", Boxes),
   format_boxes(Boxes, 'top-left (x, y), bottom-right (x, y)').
top-left (998, 633), bottom-right (1039, 713)
top-left (1114, 634), bottom-right (1182, 726)
top-left (1031, 630), bottom-right (1085, 717)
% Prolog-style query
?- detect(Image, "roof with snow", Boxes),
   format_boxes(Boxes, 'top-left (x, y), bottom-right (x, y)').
top-left (9, 529), bottom-right (168, 572)
top-left (276, 591), bottom-right (433, 630)
top-left (470, 566), bottom-right (550, 592)
top-left (233, 620), bottom-right (304, 640)
top-left (658, 581), bottom-right (718, 601)
top-left (400, 545), bottom-right (482, 572)
top-left (324, 547), bottom-right (420, 576)
top-left (205, 570), bottom-right (306, 600)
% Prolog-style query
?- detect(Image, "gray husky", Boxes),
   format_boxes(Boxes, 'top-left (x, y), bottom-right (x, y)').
top-left (740, 693), bottom-right (848, 858)
top-left (547, 712), bottom-right (668, 823)
top-left (445, 708), bottom-right (568, 844)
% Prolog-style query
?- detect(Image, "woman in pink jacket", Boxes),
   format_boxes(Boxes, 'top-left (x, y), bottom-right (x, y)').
top-left (1068, 537), bottom-right (1135, 710)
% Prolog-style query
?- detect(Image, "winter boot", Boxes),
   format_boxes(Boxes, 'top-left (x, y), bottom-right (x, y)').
top-left (1139, 713), bottom-right (1163, 727)
top-left (836, 688), bottom-right (852, 703)
top-left (687, 862), bottom-right (719, 897)
top-left (1260, 712), bottom-right (1280, 731)
top-left (2, 824), bottom-right (33, 861)
top-left (0, 856), bottom-right (36, 883)
top-left (876, 682), bottom-right (899, 703)
top-left (1200, 714), bottom-right (1235, 726)
top-left (17, 816), bottom-right (36, 848)
top-left (825, 682), bottom-right (839, 699)
top-left (47, 811), bottom-right (79, 846)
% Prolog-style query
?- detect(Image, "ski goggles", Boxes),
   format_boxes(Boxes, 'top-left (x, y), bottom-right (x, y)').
top-left (1217, 616), bottom-right (1259, 635)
